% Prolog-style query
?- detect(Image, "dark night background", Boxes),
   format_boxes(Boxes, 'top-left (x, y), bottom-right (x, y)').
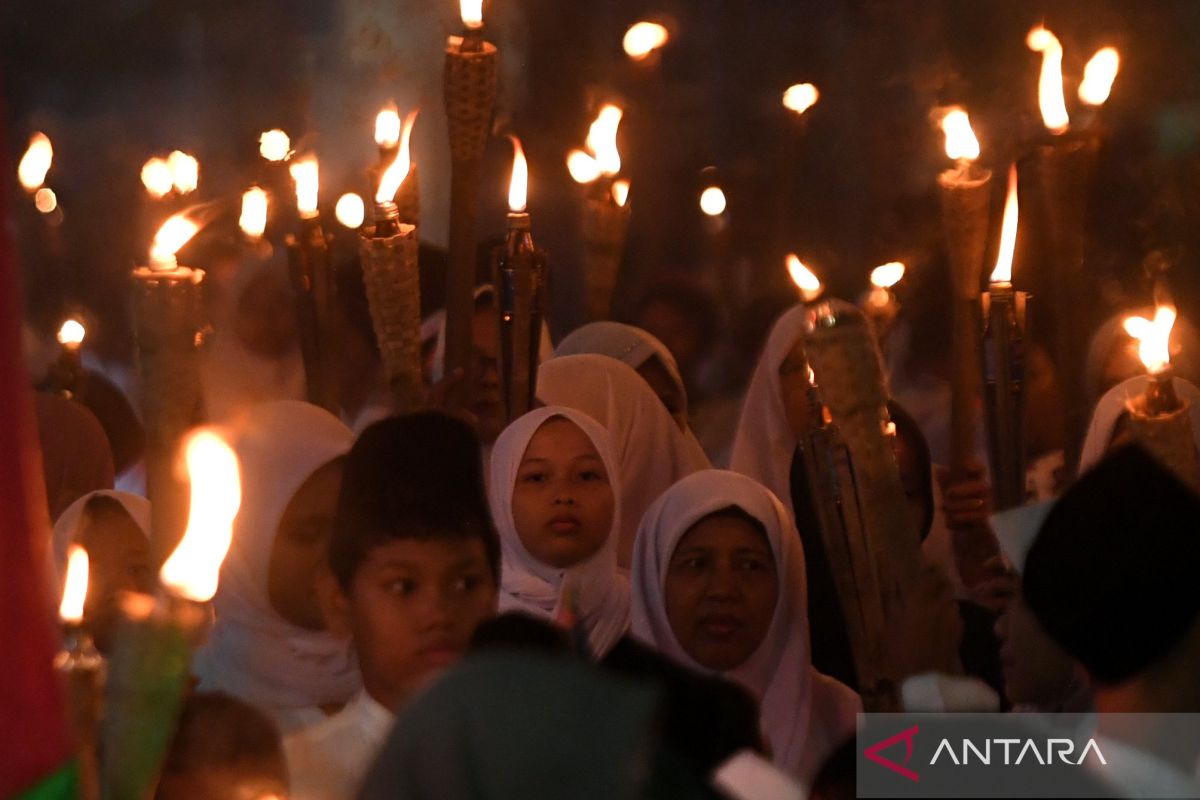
top-left (4, 0), bottom-right (1200, 373)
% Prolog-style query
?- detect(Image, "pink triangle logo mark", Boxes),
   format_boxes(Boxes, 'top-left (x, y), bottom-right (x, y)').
top-left (864, 725), bottom-right (920, 782)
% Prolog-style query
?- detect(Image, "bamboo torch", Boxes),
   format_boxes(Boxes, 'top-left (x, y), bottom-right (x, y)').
top-left (133, 212), bottom-right (205, 562)
top-left (360, 145), bottom-right (423, 412)
top-left (493, 136), bottom-right (549, 423)
top-left (443, 0), bottom-right (498, 408)
top-left (937, 108), bottom-right (992, 476)
top-left (102, 430), bottom-right (240, 800)
top-left (981, 165), bottom-right (1031, 510)
top-left (1122, 304), bottom-right (1200, 487)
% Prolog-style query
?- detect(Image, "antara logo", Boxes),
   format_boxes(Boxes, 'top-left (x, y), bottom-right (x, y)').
top-left (864, 726), bottom-right (1108, 781)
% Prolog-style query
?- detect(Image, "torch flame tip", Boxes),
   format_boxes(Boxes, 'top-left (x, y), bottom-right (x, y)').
top-left (941, 107), bottom-right (981, 162)
top-left (59, 545), bottom-right (89, 624)
top-left (57, 319), bottom-right (86, 347)
top-left (1125, 305), bottom-right (1177, 374)
top-left (787, 254), bottom-right (823, 301)
top-left (508, 135), bottom-right (528, 213)
top-left (623, 21), bottom-right (670, 60)
top-left (870, 262), bottom-right (906, 289)
top-left (18, 132), bottom-right (53, 191)
top-left (989, 164), bottom-right (1020, 284)
top-left (783, 83), bottom-right (820, 115)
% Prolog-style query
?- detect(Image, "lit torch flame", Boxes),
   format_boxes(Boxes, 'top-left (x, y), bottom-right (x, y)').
top-left (460, 0), bottom-right (483, 30)
top-left (783, 83), bottom-right (820, 115)
top-left (290, 157), bottom-right (320, 219)
top-left (168, 150), bottom-right (199, 195)
top-left (941, 107), bottom-right (980, 162)
top-left (18, 132), bottom-right (53, 191)
top-left (159, 430), bottom-right (242, 603)
top-left (699, 186), bottom-right (727, 217)
top-left (141, 157), bottom-right (173, 199)
top-left (259, 129), bottom-right (291, 162)
top-left (1079, 47), bottom-right (1120, 107)
top-left (787, 254), bottom-right (823, 303)
top-left (1027, 26), bottom-right (1070, 134)
top-left (376, 147), bottom-right (411, 206)
top-left (375, 105), bottom-right (401, 150)
top-left (57, 319), bottom-right (85, 349)
top-left (35, 188), bottom-right (57, 215)
top-left (399, 109), bottom-right (419, 166)
top-left (59, 545), bottom-right (89, 624)
top-left (587, 105), bottom-right (623, 177)
top-left (567, 150), bottom-right (601, 184)
top-left (508, 136), bottom-right (528, 213)
top-left (150, 213), bottom-right (201, 271)
top-left (990, 164), bottom-right (1020, 285)
top-left (1124, 305), bottom-right (1177, 375)
top-left (623, 22), bottom-right (669, 60)
top-left (611, 179), bottom-right (630, 207)
top-left (871, 262), bottom-right (906, 289)
top-left (335, 193), bottom-right (365, 229)
top-left (239, 186), bottom-right (268, 240)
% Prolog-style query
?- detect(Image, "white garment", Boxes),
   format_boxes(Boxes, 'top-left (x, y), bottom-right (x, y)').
top-left (536, 354), bottom-right (711, 568)
top-left (193, 401), bottom-right (360, 733)
top-left (489, 406), bottom-right (629, 657)
top-left (50, 490), bottom-right (150, 587)
top-left (1077, 374), bottom-right (1200, 476)
top-left (630, 469), bottom-right (860, 784)
top-left (284, 689), bottom-right (395, 800)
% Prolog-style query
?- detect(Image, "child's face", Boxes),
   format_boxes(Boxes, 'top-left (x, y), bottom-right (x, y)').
top-left (664, 512), bottom-right (779, 672)
top-left (269, 459), bottom-right (344, 630)
top-left (510, 418), bottom-right (615, 570)
top-left (76, 506), bottom-right (155, 653)
top-left (333, 536), bottom-right (496, 711)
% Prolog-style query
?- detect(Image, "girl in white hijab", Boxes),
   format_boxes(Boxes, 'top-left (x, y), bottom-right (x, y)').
top-left (1077, 374), bottom-right (1200, 476)
top-left (631, 469), bottom-right (859, 783)
top-left (554, 321), bottom-right (690, 431)
top-left (193, 401), bottom-right (359, 733)
top-left (489, 406), bottom-right (629, 657)
top-left (537, 354), bottom-right (710, 568)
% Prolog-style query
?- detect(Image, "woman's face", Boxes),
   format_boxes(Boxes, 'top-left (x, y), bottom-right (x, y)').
top-left (664, 511), bottom-right (779, 671)
top-left (269, 459), bottom-right (345, 630)
top-left (636, 357), bottom-right (688, 430)
top-left (511, 418), bottom-right (615, 569)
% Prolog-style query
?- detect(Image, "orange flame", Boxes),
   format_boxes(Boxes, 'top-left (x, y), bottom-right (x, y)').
top-left (57, 319), bottom-right (85, 348)
top-left (460, 0), bottom-right (483, 29)
top-left (940, 107), bottom-right (980, 162)
top-left (376, 148), bottom-right (411, 206)
top-left (1027, 26), bottom-right (1070, 134)
top-left (18, 132), bottom-right (53, 191)
top-left (586, 105), bottom-right (623, 177)
top-left (990, 165), bottom-right (1020, 284)
top-left (259, 129), bottom-right (291, 162)
top-left (623, 22), bottom-right (669, 60)
top-left (289, 157), bottom-right (320, 218)
top-left (335, 193), bottom-right (365, 229)
top-left (34, 188), bottom-right (57, 215)
top-left (159, 430), bottom-right (242, 603)
top-left (150, 213), bottom-right (201, 270)
top-left (699, 186), bottom-right (727, 217)
top-left (1124, 305), bottom-right (1177, 375)
top-left (787, 254), bottom-right (823, 302)
top-left (239, 186), bottom-right (268, 240)
top-left (783, 83), bottom-right (820, 115)
top-left (59, 545), bottom-right (89, 624)
top-left (870, 262), bottom-right (906, 289)
top-left (168, 150), bottom-right (199, 195)
top-left (1079, 47), bottom-right (1120, 107)
top-left (611, 179), bottom-right (631, 207)
top-left (375, 105), bottom-right (401, 149)
top-left (567, 150), bottom-right (601, 184)
top-left (141, 157), bottom-right (173, 199)
top-left (399, 109), bottom-right (419, 165)
top-left (508, 136), bottom-right (528, 213)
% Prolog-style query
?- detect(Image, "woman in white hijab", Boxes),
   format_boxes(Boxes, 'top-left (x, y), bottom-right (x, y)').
top-left (193, 401), bottom-right (359, 734)
top-left (1077, 374), bottom-right (1200, 477)
top-left (537, 354), bottom-right (710, 568)
top-left (489, 406), bottom-right (629, 657)
top-left (630, 469), bottom-right (859, 783)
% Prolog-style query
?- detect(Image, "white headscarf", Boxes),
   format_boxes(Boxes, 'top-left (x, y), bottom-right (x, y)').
top-left (729, 305), bottom-right (809, 518)
top-left (51, 490), bottom-right (150, 584)
top-left (489, 406), bottom-right (629, 657)
top-left (428, 284), bottom-right (554, 383)
top-left (537, 355), bottom-right (710, 568)
top-left (630, 469), bottom-right (859, 782)
top-left (201, 260), bottom-right (307, 426)
top-left (1077, 374), bottom-right (1200, 476)
top-left (193, 401), bottom-right (359, 728)
top-left (554, 322), bottom-right (687, 414)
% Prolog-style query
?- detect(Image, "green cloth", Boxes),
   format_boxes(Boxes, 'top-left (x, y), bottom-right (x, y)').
top-left (14, 762), bottom-right (77, 800)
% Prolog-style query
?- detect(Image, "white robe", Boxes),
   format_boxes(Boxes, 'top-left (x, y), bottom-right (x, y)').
top-left (284, 689), bottom-right (395, 800)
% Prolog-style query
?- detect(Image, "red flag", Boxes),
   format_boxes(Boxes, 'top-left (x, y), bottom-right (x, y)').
top-left (0, 85), bottom-right (78, 796)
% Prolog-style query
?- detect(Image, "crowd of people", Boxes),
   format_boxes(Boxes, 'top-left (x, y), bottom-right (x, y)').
top-left (31, 232), bottom-right (1200, 798)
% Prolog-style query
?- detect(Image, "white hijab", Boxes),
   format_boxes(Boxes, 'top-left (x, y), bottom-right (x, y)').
top-left (489, 406), bottom-right (629, 657)
top-left (729, 305), bottom-right (810, 519)
top-left (537, 354), bottom-right (711, 568)
top-left (554, 321), bottom-right (687, 412)
top-left (1077, 374), bottom-right (1200, 476)
top-left (51, 490), bottom-right (150, 584)
top-left (193, 400), bottom-right (359, 727)
top-left (630, 469), bottom-right (859, 782)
